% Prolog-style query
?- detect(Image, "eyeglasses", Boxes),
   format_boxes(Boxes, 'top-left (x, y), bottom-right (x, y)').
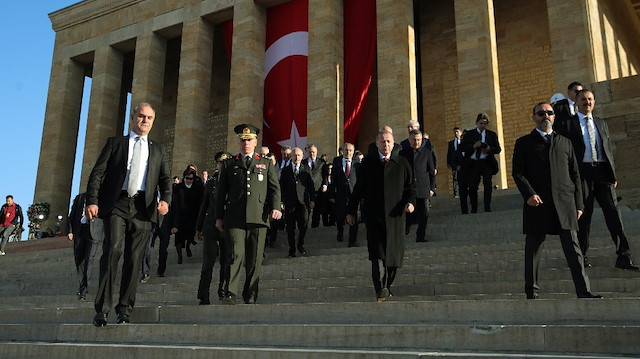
top-left (184, 177), bottom-right (194, 180)
top-left (536, 110), bottom-right (554, 117)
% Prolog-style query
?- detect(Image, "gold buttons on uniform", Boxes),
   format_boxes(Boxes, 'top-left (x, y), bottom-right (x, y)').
top-left (247, 192), bottom-right (251, 196)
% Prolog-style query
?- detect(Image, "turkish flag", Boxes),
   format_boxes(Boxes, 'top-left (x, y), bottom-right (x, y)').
top-left (262, 0), bottom-right (308, 155)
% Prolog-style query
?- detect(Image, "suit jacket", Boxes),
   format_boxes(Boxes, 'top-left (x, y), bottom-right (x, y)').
top-left (280, 163), bottom-right (316, 210)
top-left (399, 143), bottom-right (436, 199)
top-left (329, 156), bottom-right (358, 207)
top-left (348, 152), bottom-right (416, 267)
top-left (216, 153), bottom-right (281, 228)
top-left (86, 136), bottom-right (172, 221)
top-left (512, 130), bottom-right (583, 234)
top-left (460, 128), bottom-right (501, 174)
top-left (552, 99), bottom-right (574, 133)
top-left (195, 171), bottom-right (221, 239)
top-left (554, 114), bottom-right (616, 184)
top-left (305, 157), bottom-right (327, 192)
top-left (447, 138), bottom-right (463, 168)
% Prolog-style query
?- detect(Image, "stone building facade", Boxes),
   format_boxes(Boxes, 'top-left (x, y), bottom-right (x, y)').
top-left (36, 0), bottom-right (640, 227)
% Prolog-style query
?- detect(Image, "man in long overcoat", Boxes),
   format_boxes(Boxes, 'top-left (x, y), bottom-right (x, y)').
top-left (513, 102), bottom-right (600, 299)
top-left (347, 130), bottom-right (416, 302)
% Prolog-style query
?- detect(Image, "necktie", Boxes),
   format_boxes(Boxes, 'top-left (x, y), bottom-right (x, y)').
top-left (295, 165), bottom-right (299, 175)
top-left (127, 136), bottom-right (142, 197)
top-left (544, 134), bottom-right (552, 144)
top-left (245, 156), bottom-right (252, 168)
top-left (345, 160), bottom-right (351, 178)
top-left (586, 117), bottom-right (598, 162)
top-left (311, 160), bottom-right (315, 170)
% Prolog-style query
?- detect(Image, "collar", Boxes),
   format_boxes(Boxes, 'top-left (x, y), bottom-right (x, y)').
top-left (378, 152), bottom-right (389, 161)
top-left (535, 128), bottom-right (553, 138)
top-left (129, 131), bottom-right (148, 141)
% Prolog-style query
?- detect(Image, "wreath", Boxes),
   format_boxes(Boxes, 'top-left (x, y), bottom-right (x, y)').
top-left (27, 202), bottom-right (50, 223)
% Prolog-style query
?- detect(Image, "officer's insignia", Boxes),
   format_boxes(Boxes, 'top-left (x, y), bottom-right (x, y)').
top-left (220, 153), bottom-right (229, 161)
top-left (258, 174), bottom-right (264, 182)
top-left (255, 164), bottom-right (266, 169)
top-left (243, 127), bottom-right (251, 135)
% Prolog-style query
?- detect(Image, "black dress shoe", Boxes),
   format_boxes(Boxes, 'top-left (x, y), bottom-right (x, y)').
top-left (116, 313), bottom-right (131, 324)
top-left (583, 256), bottom-right (592, 268)
top-left (199, 298), bottom-right (210, 305)
top-left (376, 288), bottom-right (390, 303)
top-left (526, 293), bottom-right (538, 299)
top-left (615, 257), bottom-right (640, 271)
top-left (336, 235), bottom-right (344, 242)
top-left (578, 293), bottom-right (603, 299)
top-left (77, 292), bottom-right (87, 301)
top-left (222, 295), bottom-right (236, 305)
top-left (244, 297), bottom-right (256, 304)
top-left (140, 274), bottom-right (150, 283)
top-left (416, 238), bottom-right (427, 243)
top-left (348, 241), bottom-right (357, 248)
top-left (297, 246), bottom-right (306, 256)
top-left (186, 247), bottom-right (192, 257)
top-left (93, 312), bottom-right (108, 327)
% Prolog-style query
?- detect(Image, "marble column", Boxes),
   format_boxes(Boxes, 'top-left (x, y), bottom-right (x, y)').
top-left (227, 0), bottom-right (266, 150)
top-left (376, 0), bottom-right (417, 134)
top-left (454, 0), bottom-right (507, 188)
top-left (308, 0), bottom-right (343, 156)
top-left (34, 57), bottom-right (86, 228)
top-left (80, 46), bottom-right (124, 191)
top-left (173, 17), bottom-right (214, 175)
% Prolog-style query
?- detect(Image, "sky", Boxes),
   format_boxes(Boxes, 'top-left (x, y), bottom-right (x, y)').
top-left (1, 1), bottom-right (87, 234)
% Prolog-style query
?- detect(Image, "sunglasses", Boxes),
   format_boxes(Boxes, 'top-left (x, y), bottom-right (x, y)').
top-left (536, 110), bottom-right (554, 116)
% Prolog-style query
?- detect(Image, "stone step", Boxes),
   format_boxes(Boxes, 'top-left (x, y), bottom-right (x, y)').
top-left (3, 298), bottom-right (639, 325)
top-left (1, 322), bottom-right (638, 356)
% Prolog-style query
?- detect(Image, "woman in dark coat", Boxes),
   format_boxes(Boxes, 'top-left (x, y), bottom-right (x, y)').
top-left (173, 168), bottom-right (204, 262)
top-left (347, 130), bottom-right (416, 302)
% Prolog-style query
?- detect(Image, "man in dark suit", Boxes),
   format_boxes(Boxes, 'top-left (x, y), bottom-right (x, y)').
top-left (446, 127), bottom-right (463, 198)
top-left (195, 151), bottom-right (231, 304)
top-left (215, 124), bottom-right (282, 305)
top-left (305, 144), bottom-right (327, 228)
top-left (347, 130), bottom-right (416, 302)
top-left (399, 129), bottom-right (435, 242)
top-left (513, 102), bottom-right (601, 299)
top-left (555, 89), bottom-right (638, 271)
top-left (86, 102), bottom-right (172, 326)
top-left (552, 81), bottom-right (583, 133)
top-left (66, 192), bottom-right (104, 301)
top-left (459, 113), bottom-right (501, 213)
top-left (329, 142), bottom-right (359, 247)
top-left (280, 147), bottom-right (316, 257)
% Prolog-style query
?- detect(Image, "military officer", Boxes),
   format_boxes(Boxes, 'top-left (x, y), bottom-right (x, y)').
top-left (215, 124), bottom-right (282, 305)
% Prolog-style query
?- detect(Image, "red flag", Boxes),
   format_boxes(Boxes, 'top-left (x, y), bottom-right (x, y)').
top-left (263, 0), bottom-right (309, 154)
top-left (344, 0), bottom-right (376, 144)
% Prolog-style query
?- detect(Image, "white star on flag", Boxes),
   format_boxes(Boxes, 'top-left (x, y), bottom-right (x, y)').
top-left (277, 121), bottom-right (307, 149)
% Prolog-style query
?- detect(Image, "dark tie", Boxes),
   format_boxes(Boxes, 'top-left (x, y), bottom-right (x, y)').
top-left (311, 159), bottom-right (315, 170)
top-left (545, 134), bottom-right (552, 143)
top-left (345, 160), bottom-right (351, 178)
top-left (245, 156), bottom-right (251, 168)
top-left (127, 136), bottom-right (141, 197)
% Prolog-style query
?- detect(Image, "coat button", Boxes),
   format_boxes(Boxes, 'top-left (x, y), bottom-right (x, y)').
top-left (247, 184), bottom-right (251, 188)
top-left (247, 191), bottom-right (251, 196)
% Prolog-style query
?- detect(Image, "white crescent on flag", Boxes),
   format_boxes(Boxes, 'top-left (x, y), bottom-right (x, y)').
top-left (264, 31), bottom-right (308, 79)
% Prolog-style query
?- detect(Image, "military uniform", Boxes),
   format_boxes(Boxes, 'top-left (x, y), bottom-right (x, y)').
top-left (215, 125), bottom-right (281, 304)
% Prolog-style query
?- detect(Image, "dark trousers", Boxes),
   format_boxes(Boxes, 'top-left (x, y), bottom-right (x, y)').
top-left (451, 169), bottom-right (459, 197)
top-left (578, 165), bottom-right (631, 260)
top-left (311, 190), bottom-right (324, 228)
top-left (94, 193), bottom-right (152, 316)
top-left (406, 197), bottom-right (429, 241)
top-left (140, 230), bottom-right (154, 280)
top-left (285, 202), bottom-right (309, 254)
top-left (226, 226), bottom-right (267, 303)
top-left (197, 231), bottom-right (230, 301)
top-left (371, 259), bottom-right (397, 295)
top-left (458, 168), bottom-right (470, 214)
top-left (156, 227), bottom-right (170, 276)
top-left (466, 159), bottom-right (493, 212)
top-left (524, 230), bottom-right (591, 298)
top-left (76, 224), bottom-right (101, 295)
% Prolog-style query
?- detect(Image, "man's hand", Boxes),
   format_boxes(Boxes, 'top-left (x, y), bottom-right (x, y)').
top-left (329, 198), bottom-right (335, 204)
top-left (614, 181), bottom-right (618, 189)
top-left (171, 227), bottom-right (178, 234)
top-left (526, 195), bottom-right (543, 207)
top-left (86, 204), bottom-right (99, 221)
top-left (271, 209), bottom-right (282, 220)
top-left (67, 233), bottom-right (73, 241)
top-left (577, 210), bottom-right (583, 219)
top-left (429, 190), bottom-right (434, 198)
top-left (346, 214), bottom-right (356, 226)
top-left (405, 203), bottom-right (415, 213)
top-left (195, 231), bottom-right (203, 242)
top-left (157, 201), bottom-right (169, 216)
top-left (310, 201), bottom-right (315, 210)
top-left (215, 219), bottom-right (224, 232)
top-left (321, 185), bottom-right (327, 192)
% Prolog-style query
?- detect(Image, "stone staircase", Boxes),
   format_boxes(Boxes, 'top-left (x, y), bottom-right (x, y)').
top-left (1, 188), bottom-right (639, 358)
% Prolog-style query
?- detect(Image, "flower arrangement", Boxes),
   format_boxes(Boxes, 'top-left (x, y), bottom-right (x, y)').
top-left (27, 202), bottom-right (50, 223)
